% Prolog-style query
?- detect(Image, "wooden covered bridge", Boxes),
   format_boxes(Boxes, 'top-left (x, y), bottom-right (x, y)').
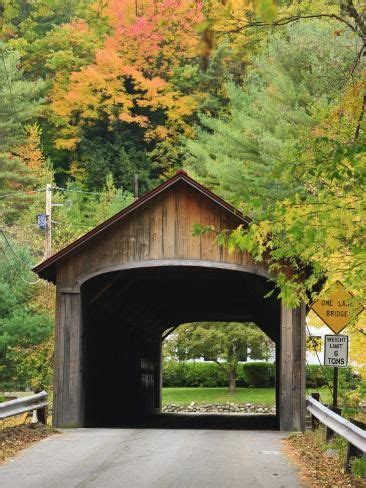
top-left (34, 171), bottom-right (305, 431)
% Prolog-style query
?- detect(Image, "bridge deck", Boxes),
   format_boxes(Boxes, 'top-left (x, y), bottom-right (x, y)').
top-left (0, 428), bottom-right (302, 488)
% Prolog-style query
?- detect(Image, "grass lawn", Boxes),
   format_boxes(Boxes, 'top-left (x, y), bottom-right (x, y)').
top-left (162, 387), bottom-right (276, 406)
top-left (162, 386), bottom-right (333, 406)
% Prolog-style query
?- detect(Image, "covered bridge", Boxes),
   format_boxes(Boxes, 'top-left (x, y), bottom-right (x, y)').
top-left (33, 171), bottom-right (305, 431)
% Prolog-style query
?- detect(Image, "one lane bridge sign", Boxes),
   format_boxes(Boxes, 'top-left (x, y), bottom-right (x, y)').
top-left (324, 335), bottom-right (348, 368)
top-left (310, 281), bottom-right (364, 334)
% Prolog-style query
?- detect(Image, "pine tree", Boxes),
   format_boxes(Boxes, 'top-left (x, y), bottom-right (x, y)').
top-left (185, 22), bottom-right (366, 305)
top-left (0, 44), bottom-right (45, 216)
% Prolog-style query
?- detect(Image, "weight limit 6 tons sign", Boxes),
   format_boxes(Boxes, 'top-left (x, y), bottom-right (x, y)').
top-left (324, 335), bottom-right (348, 368)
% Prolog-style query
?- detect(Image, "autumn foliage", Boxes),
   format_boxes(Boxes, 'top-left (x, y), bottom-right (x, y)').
top-left (50, 0), bottom-right (203, 150)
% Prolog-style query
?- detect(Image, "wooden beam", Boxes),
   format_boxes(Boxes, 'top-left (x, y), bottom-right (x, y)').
top-left (53, 291), bottom-right (84, 428)
top-left (279, 302), bottom-right (305, 432)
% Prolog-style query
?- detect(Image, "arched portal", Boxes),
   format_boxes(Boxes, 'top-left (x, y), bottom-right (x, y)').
top-left (33, 172), bottom-right (305, 431)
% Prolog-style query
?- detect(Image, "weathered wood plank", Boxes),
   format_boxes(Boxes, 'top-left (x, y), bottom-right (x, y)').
top-left (161, 188), bottom-right (176, 259)
top-left (57, 182), bottom-right (267, 289)
top-left (149, 197), bottom-right (163, 259)
top-left (53, 292), bottom-right (84, 428)
top-left (280, 302), bottom-right (305, 431)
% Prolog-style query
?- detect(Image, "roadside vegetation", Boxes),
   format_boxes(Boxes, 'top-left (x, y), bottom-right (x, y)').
top-left (286, 429), bottom-right (366, 487)
top-left (0, 424), bottom-right (57, 464)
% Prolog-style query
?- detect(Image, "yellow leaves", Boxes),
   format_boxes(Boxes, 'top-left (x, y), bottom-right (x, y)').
top-left (55, 137), bottom-right (80, 150)
top-left (118, 113), bottom-right (149, 127)
top-left (205, 0), bottom-right (255, 34)
top-left (12, 124), bottom-right (53, 186)
top-left (14, 124), bottom-right (44, 172)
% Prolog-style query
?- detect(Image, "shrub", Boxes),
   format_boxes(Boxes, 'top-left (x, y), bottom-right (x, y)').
top-left (163, 361), bottom-right (276, 388)
top-left (163, 361), bottom-right (230, 387)
top-left (241, 362), bottom-right (275, 387)
top-left (305, 365), bottom-right (359, 389)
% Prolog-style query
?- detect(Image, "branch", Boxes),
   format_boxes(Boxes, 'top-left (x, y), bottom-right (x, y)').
top-left (340, 0), bottom-right (366, 37)
top-left (228, 13), bottom-right (359, 36)
top-left (213, 359), bottom-right (226, 370)
top-left (350, 45), bottom-right (365, 77)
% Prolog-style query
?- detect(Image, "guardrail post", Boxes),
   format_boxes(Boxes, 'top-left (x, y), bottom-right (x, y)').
top-left (37, 405), bottom-right (48, 425)
top-left (325, 406), bottom-right (342, 442)
top-left (311, 393), bottom-right (320, 431)
top-left (345, 419), bottom-right (366, 475)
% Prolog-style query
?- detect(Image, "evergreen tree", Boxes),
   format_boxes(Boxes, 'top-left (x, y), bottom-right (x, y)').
top-left (0, 44), bottom-right (45, 217)
top-left (185, 22), bottom-right (366, 305)
top-left (0, 242), bottom-right (53, 389)
top-left (186, 22), bottom-right (358, 207)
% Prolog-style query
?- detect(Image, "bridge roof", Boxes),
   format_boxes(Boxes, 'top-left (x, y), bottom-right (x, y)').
top-left (33, 171), bottom-right (250, 282)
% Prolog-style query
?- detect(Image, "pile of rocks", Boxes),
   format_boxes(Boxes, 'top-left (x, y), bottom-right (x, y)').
top-left (162, 402), bottom-right (276, 414)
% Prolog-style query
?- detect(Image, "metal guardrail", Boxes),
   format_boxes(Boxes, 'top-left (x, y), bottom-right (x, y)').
top-left (0, 391), bottom-right (48, 421)
top-left (306, 395), bottom-right (366, 453)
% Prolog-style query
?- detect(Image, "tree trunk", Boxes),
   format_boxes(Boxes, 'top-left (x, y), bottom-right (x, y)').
top-left (228, 367), bottom-right (236, 393)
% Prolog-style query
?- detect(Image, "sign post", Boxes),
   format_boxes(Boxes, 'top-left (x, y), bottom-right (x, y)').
top-left (333, 368), bottom-right (338, 408)
top-left (324, 334), bottom-right (349, 408)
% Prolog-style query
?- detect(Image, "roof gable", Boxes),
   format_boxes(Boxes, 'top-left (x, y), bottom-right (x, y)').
top-left (33, 171), bottom-right (249, 281)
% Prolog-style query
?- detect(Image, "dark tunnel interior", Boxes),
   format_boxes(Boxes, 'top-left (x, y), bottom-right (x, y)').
top-left (81, 266), bottom-right (281, 428)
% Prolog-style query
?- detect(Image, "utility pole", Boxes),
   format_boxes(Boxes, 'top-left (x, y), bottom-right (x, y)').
top-left (45, 183), bottom-right (52, 258)
top-left (134, 174), bottom-right (139, 199)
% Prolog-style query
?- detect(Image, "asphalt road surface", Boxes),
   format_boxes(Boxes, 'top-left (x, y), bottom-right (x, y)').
top-left (0, 429), bottom-right (302, 487)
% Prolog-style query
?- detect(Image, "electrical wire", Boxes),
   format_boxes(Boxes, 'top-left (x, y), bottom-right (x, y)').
top-left (54, 186), bottom-right (132, 199)
top-left (53, 186), bottom-right (101, 195)
top-left (0, 228), bottom-right (32, 267)
top-left (0, 189), bottom-right (45, 200)
top-left (0, 246), bottom-right (40, 285)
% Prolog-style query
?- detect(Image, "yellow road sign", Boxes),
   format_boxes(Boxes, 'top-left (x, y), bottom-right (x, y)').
top-left (310, 281), bottom-right (364, 334)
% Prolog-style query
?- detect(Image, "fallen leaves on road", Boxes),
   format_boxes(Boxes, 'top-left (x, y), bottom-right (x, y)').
top-left (284, 432), bottom-right (366, 488)
top-left (0, 424), bottom-right (58, 463)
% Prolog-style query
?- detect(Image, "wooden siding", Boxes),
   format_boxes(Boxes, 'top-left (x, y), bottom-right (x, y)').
top-left (57, 182), bottom-right (265, 290)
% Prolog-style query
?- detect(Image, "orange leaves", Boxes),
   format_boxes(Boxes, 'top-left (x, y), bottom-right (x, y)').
top-left (49, 0), bottom-right (203, 146)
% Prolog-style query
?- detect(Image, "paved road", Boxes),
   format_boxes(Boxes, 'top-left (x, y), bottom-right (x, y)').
top-left (0, 429), bottom-right (302, 487)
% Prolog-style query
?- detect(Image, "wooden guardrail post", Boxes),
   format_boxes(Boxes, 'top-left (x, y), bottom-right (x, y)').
top-left (345, 419), bottom-right (366, 475)
top-left (37, 405), bottom-right (48, 425)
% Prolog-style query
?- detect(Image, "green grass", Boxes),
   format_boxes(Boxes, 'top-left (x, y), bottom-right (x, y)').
top-left (162, 386), bottom-right (333, 406)
top-left (162, 387), bottom-right (276, 406)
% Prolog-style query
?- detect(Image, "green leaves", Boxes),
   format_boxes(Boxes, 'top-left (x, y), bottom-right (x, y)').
top-left (164, 322), bottom-right (274, 391)
top-left (255, 0), bottom-right (278, 23)
top-left (185, 20), bottom-right (366, 306)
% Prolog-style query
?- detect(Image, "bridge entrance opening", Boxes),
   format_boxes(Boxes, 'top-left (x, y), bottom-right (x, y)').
top-left (81, 266), bottom-right (280, 428)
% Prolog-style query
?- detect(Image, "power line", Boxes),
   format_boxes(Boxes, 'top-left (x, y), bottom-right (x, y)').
top-left (54, 186), bottom-right (101, 196)
top-left (0, 189), bottom-right (45, 200)
top-left (54, 186), bottom-right (132, 198)
top-left (0, 246), bottom-right (40, 285)
top-left (0, 228), bottom-right (32, 267)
